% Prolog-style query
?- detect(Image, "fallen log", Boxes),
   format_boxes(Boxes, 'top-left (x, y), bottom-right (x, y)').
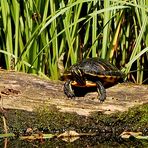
top-left (0, 70), bottom-right (147, 116)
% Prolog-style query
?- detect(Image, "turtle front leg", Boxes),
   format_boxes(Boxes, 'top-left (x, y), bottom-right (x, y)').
top-left (96, 81), bottom-right (106, 102)
top-left (64, 80), bottom-right (75, 98)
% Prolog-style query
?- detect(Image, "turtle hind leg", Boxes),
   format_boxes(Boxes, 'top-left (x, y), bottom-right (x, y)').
top-left (64, 80), bottom-right (75, 98)
top-left (96, 81), bottom-right (106, 102)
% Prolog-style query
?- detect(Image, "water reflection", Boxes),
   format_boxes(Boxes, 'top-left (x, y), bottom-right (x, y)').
top-left (0, 136), bottom-right (147, 148)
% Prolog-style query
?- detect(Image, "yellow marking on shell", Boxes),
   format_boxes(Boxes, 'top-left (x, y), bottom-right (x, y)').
top-left (71, 75), bottom-right (121, 87)
top-left (71, 81), bottom-right (96, 87)
top-left (99, 64), bottom-right (106, 70)
top-left (85, 73), bottom-right (121, 83)
top-left (98, 75), bottom-right (121, 83)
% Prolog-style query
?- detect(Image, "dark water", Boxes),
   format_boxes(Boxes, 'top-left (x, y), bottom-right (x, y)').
top-left (1, 107), bottom-right (148, 147)
top-left (0, 136), bottom-right (148, 148)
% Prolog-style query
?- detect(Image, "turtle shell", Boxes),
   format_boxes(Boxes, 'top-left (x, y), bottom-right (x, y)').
top-left (63, 57), bottom-right (124, 87)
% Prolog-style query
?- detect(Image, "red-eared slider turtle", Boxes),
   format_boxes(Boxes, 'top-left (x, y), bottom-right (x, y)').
top-left (63, 57), bottom-right (124, 102)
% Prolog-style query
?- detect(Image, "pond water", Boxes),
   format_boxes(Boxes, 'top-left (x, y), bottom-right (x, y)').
top-left (0, 136), bottom-right (147, 148)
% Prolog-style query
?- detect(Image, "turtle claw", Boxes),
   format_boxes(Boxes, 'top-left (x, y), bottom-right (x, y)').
top-left (99, 95), bottom-right (106, 103)
top-left (64, 89), bottom-right (75, 98)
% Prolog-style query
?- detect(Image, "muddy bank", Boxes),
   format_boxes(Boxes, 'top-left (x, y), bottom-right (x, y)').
top-left (0, 104), bottom-right (148, 147)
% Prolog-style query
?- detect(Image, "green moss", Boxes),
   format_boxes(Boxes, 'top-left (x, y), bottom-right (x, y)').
top-left (91, 103), bottom-right (148, 133)
top-left (117, 104), bottom-right (148, 128)
top-left (138, 104), bottom-right (148, 123)
top-left (0, 104), bottom-right (148, 135)
top-left (34, 105), bottom-right (84, 132)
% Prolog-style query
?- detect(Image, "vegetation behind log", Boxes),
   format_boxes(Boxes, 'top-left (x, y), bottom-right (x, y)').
top-left (0, 0), bottom-right (147, 83)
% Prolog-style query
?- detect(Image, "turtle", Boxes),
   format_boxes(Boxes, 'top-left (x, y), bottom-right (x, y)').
top-left (62, 57), bottom-right (124, 102)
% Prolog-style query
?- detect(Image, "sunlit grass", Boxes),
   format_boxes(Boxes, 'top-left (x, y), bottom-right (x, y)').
top-left (0, 0), bottom-right (147, 83)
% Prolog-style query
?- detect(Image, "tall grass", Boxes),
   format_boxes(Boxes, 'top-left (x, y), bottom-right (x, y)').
top-left (0, 0), bottom-right (147, 83)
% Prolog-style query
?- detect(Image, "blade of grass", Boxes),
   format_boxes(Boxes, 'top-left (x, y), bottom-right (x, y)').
top-left (1, 0), bottom-right (13, 69)
top-left (125, 13), bottom-right (147, 75)
top-left (101, 0), bottom-right (110, 59)
top-left (91, 0), bottom-right (98, 57)
top-left (12, 0), bottom-right (20, 71)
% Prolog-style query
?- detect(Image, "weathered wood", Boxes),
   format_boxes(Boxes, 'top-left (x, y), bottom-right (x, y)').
top-left (0, 70), bottom-right (148, 116)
